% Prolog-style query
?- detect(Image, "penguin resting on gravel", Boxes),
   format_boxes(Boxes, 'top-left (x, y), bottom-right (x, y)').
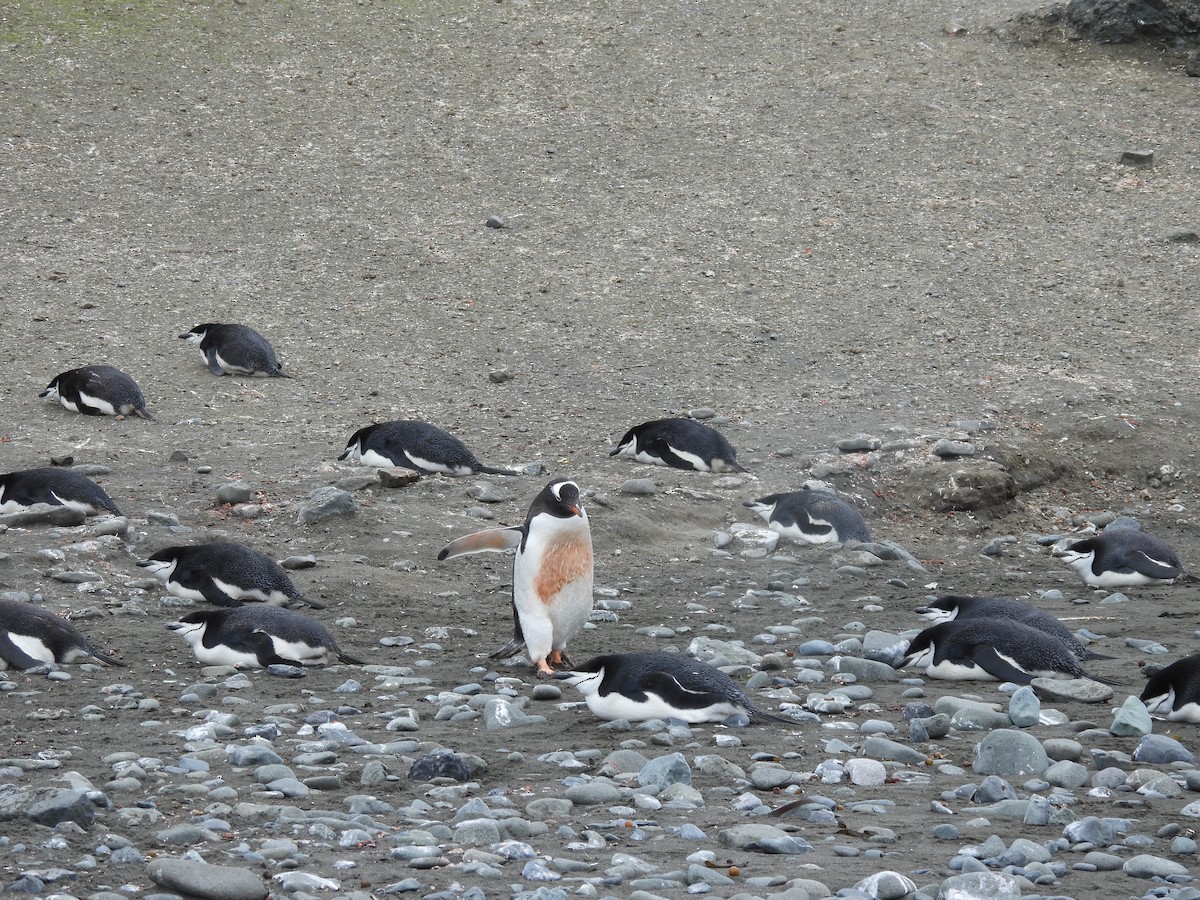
top-left (743, 489), bottom-right (871, 545)
top-left (339, 420), bottom-right (516, 476)
top-left (915, 594), bottom-right (1113, 661)
top-left (554, 651), bottom-right (786, 725)
top-left (897, 619), bottom-right (1113, 684)
top-left (0, 600), bottom-right (123, 670)
top-left (438, 478), bottom-right (593, 676)
top-left (1053, 527), bottom-right (1185, 588)
top-left (40, 365), bottom-right (153, 420)
top-left (166, 605), bottom-right (361, 668)
top-left (0, 467), bottom-right (122, 517)
top-left (138, 542), bottom-right (325, 609)
top-left (1140, 653), bottom-right (1200, 723)
top-left (179, 323), bottom-right (289, 377)
top-left (610, 417), bottom-right (747, 473)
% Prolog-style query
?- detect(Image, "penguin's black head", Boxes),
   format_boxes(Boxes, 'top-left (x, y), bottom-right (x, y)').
top-left (140, 547), bottom-right (179, 565)
top-left (546, 479), bottom-right (584, 517)
top-left (180, 324), bottom-right (218, 340)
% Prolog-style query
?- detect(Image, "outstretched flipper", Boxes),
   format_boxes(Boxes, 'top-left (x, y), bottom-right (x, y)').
top-left (438, 527), bottom-right (523, 561)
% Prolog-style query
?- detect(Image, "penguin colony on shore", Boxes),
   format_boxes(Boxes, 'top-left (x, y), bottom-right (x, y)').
top-left (2, 321), bottom-right (1197, 726)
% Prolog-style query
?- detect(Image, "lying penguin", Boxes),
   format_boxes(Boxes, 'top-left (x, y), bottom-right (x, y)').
top-left (1053, 526), bottom-right (1185, 588)
top-left (0, 600), bottom-right (123, 670)
top-left (897, 619), bottom-right (1113, 685)
top-left (179, 323), bottom-right (289, 377)
top-left (610, 417), bottom-right (747, 473)
top-left (166, 606), bottom-right (362, 668)
top-left (40, 365), bottom-right (153, 420)
top-left (553, 651), bottom-right (785, 724)
top-left (0, 467), bottom-right (122, 517)
top-left (743, 488), bottom-right (871, 545)
top-left (138, 542), bottom-right (324, 609)
top-left (1141, 653), bottom-right (1200, 723)
top-left (915, 594), bottom-right (1112, 661)
top-left (339, 420), bottom-right (516, 476)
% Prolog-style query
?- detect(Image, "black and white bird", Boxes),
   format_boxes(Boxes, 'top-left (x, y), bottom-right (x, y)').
top-left (610, 417), bottom-right (747, 473)
top-left (1141, 653), bottom-right (1200, 723)
top-left (743, 489), bottom-right (871, 545)
top-left (554, 652), bottom-right (784, 724)
top-left (915, 594), bottom-right (1112, 661)
top-left (1054, 527), bottom-right (1185, 588)
top-left (438, 478), bottom-right (593, 676)
top-left (0, 600), bottom-right (122, 670)
top-left (897, 619), bottom-right (1111, 684)
top-left (40, 365), bottom-right (153, 420)
top-left (179, 323), bottom-right (289, 377)
top-left (138, 542), bottom-right (324, 609)
top-left (167, 605), bottom-right (361, 668)
top-left (0, 467), bottom-right (122, 517)
top-left (339, 420), bottom-right (515, 476)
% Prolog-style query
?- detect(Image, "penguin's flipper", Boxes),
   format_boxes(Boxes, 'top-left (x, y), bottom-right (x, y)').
top-left (197, 578), bottom-right (243, 608)
top-left (204, 349), bottom-right (226, 376)
top-left (0, 633), bottom-right (47, 670)
top-left (967, 645), bottom-right (1034, 684)
top-left (643, 671), bottom-right (724, 710)
top-left (1127, 550), bottom-right (1183, 581)
top-left (437, 527), bottom-right (523, 561)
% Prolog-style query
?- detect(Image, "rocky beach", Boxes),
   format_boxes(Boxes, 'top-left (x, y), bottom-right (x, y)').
top-left (1, 1), bottom-right (1199, 899)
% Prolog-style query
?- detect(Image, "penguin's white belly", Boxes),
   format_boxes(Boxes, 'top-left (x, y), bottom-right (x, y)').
top-left (514, 526), bottom-right (593, 653)
top-left (772, 519), bottom-right (837, 545)
top-left (585, 692), bottom-right (741, 723)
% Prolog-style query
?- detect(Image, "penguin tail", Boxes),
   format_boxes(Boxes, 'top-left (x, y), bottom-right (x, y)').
top-left (489, 638), bottom-right (527, 661)
top-left (475, 464), bottom-right (519, 476)
top-left (296, 596), bottom-right (327, 611)
top-left (748, 706), bottom-right (794, 725)
top-left (1081, 670), bottom-right (1121, 686)
top-left (134, 407), bottom-right (155, 422)
top-left (726, 460), bottom-right (749, 474)
top-left (269, 369), bottom-right (293, 379)
top-left (1078, 649), bottom-right (1117, 662)
top-left (1178, 571), bottom-right (1200, 584)
top-left (89, 648), bottom-right (125, 667)
top-left (337, 650), bottom-right (364, 665)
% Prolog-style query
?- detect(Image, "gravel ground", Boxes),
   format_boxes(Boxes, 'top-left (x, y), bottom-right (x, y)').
top-left (2, 1), bottom-right (1199, 899)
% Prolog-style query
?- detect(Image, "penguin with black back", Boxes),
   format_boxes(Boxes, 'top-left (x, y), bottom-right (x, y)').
top-left (743, 488), bottom-right (871, 545)
top-left (138, 542), bottom-right (324, 609)
top-left (167, 606), bottom-right (361, 668)
top-left (339, 420), bottom-right (516, 476)
top-left (915, 594), bottom-right (1113, 661)
top-left (40, 365), bottom-right (153, 420)
top-left (0, 600), bottom-right (123, 670)
top-left (179, 323), bottom-right (289, 377)
top-left (610, 417), bottom-right (747, 473)
top-left (0, 467), bottom-right (122, 517)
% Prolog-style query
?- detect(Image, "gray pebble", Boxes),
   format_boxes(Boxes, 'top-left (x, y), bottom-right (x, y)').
top-left (1110, 696), bottom-right (1153, 737)
top-left (1133, 733), bottom-right (1196, 765)
top-left (146, 858), bottom-right (267, 900)
top-left (620, 478), bottom-right (656, 495)
top-left (297, 487), bottom-right (356, 524)
top-left (972, 730), bottom-right (1049, 776)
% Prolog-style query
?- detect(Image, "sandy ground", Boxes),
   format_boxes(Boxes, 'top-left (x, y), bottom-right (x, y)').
top-left (2, 0), bottom-right (1200, 896)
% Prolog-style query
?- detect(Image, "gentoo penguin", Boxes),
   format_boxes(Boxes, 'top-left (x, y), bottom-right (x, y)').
top-left (339, 421), bottom-right (515, 476)
top-left (915, 594), bottom-right (1113, 661)
top-left (1140, 653), bottom-right (1200, 723)
top-left (39, 365), bottom-right (153, 420)
top-left (0, 600), bottom-right (122, 670)
top-left (610, 417), bottom-right (747, 473)
top-left (1053, 527), bottom-right (1185, 588)
top-left (0, 467), bottom-right (122, 517)
top-left (438, 478), bottom-right (593, 676)
top-left (179, 323), bottom-right (289, 377)
top-left (554, 652), bottom-right (784, 724)
top-left (166, 605), bottom-right (361, 668)
top-left (138, 542), bottom-right (325, 609)
top-left (743, 489), bottom-right (871, 545)
top-left (897, 619), bottom-right (1111, 684)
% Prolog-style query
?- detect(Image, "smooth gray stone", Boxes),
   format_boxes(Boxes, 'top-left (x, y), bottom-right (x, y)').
top-left (563, 781), bottom-right (622, 805)
top-left (853, 871), bottom-right (917, 899)
top-left (146, 858), bottom-right (267, 900)
top-left (1110, 695), bottom-right (1153, 737)
top-left (861, 736), bottom-right (929, 765)
top-left (972, 730), bottom-right (1049, 776)
top-left (1031, 676), bottom-right (1114, 703)
top-left (13, 788), bottom-right (97, 829)
top-left (638, 752), bottom-right (691, 790)
top-left (1133, 733), bottom-right (1196, 765)
top-left (1122, 853), bottom-right (1189, 878)
top-left (227, 745), bottom-right (283, 766)
top-left (972, 775), bottom-right (1016, 803)
top-left (620, 478), bottom-right (656, 495)
top-left (482, 698), bottom-right (545, 730)
top-left (825, 657), bottom-right (898, 682)
top-left (1007, 686), bottom-right (1040, 727)
top-left (1044, 759), bottom-right (1089, 789)
top-left (155, 824), bottom-right (222, 845)
top-left (298, 487), bottom-right (356, 524)
top-left (936, 871), bottom-right (1022, 898)
top-left (215, 481), bottom-right (253, 505)
top-left (718, 824), bottom-right (813, 854)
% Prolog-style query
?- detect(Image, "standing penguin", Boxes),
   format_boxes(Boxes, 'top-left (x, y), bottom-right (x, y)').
top-left (0, 467), bottom-right (122, 517)
top-left (40, 365), bottom-right (153, 420)
top-left (179, 323), bottom-right (289, 377)
top-left (339, 420), bottom-right (516, 476)
top-left (138, 542), bottom-right (324, 609)
top-left (0, 600), bottom-right (123, 670)
top-left (610, 417), bottom-right (747, 473)
top-left (743, 489), bottom-right (871, 545)
top-left (915, 594), bottom-right (1113, 661)
top-left (554, 652), bottom-right (785, 724)
top-left (438, 478), bottom-right (593, 675)
top-left (1053, 527), bottom-right (1185, 588)
top-left (1141, 653), bottom-right (1200, 723)
top-left (897, 619), bottom-right (1111, 684)
top-left (166, 605), bottom-right (361, 668)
